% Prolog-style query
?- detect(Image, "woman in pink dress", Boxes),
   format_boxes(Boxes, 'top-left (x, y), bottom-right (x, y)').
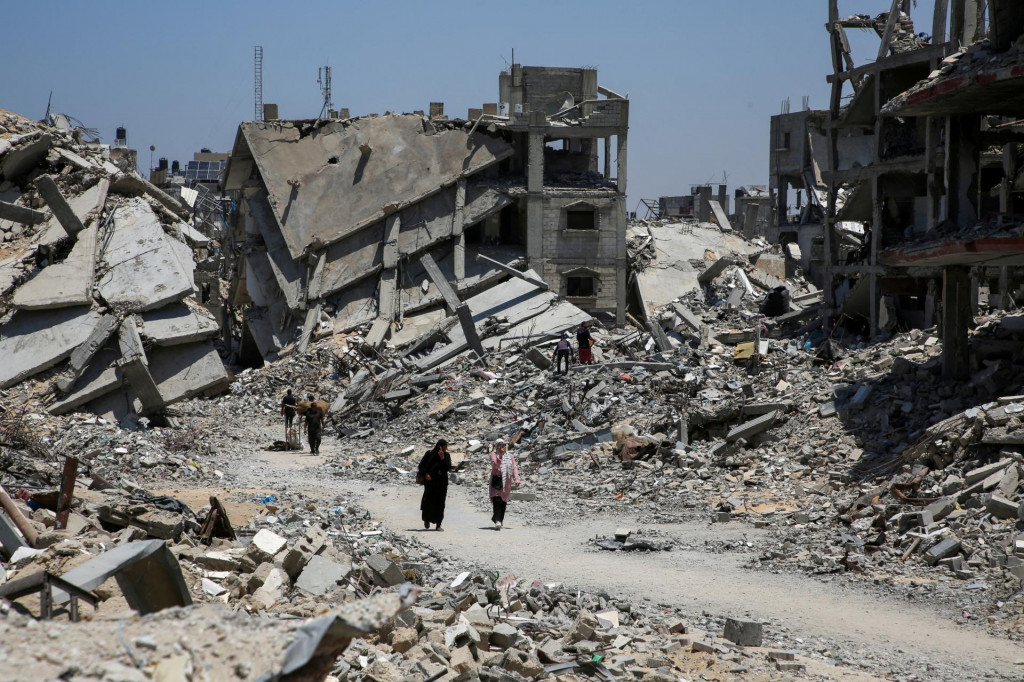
top-left (488, 438), bottom-right (520, 530)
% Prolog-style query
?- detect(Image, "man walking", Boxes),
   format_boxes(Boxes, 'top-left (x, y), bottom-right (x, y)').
top-left (280, 389), bottom-right (297, 440)
top-left (303, 394), bottom-right (325, 454)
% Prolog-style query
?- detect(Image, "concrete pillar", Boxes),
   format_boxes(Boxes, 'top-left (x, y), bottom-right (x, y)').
top-left (526, 129), bottom-right (546, 267)
top-left (969, 269), bottom-right (980, 314)
top-left (924, 278), bottom-right (938, 328)
top-left (616, 133), bottom-right (628, 195)
top-left (942, 265), bottom-right (971, 380)
top-left (603, 137), bottom-right (611, 179)
top-left (698, 186), bottom-right (712, 223)
top-left (998, 267), bottom-right (1010, 310)
top-left (453, 179), bottom-right (466, 280)
top-left (777, 178), bottom-right (788, 225)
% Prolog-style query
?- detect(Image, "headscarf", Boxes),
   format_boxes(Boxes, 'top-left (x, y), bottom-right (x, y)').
top-left (494, 439), bottom-right (514, 489)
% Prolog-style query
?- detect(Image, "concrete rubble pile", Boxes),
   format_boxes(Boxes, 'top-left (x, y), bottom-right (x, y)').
top-left (0, 107), bottom-right (229, 424)
top-left (0, 476), bottom-right (815, 680)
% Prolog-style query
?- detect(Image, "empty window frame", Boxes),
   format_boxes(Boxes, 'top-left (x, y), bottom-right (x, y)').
top-left (566, 208), bottom-right (597, 230)
top-left (566, 276), bottom-right (596, 297)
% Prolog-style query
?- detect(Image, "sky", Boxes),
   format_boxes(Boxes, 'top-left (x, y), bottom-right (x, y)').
top-left (3, 1), bottom-right (938, 213)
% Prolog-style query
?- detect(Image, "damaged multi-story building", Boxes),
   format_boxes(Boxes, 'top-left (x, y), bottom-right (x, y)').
top-left (223, 65), bottom-right (629, 364)
top-left (770, 0), bottom-right (1024, 379)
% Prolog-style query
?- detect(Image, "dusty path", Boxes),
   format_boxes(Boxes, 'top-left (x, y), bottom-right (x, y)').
top-left (237, 432), bottom-right (1024, 678)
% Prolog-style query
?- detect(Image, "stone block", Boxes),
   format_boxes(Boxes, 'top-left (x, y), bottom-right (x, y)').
top-left (278, 547), bottom-right (312, 580)
top-left (985, 494), bottom-right (1020, 520)
top-left (449, 645), bottom-right (477, 674)
top-left (392, 627), bottom-right (418, 653)
top-left (924, 538), bottom-right (962, 565)
top-left (295, 554), bottom-right (351, 596)
top-left (367, 553), bottom-right (406, 587)
top-left (251, 566), bottom-right (289, 610)
top-left (723, 618), bottom-right (763, 647)
top-left (248, 529), bottom-right (288, 563)
top-left (247, 562), bottom-right (278, 594)
top-left (490, 622), bottom-right (519, 650)
top-left (924, 497), bottom-right (956, 522)
top-left (502, 650), bottom-right (544, 677)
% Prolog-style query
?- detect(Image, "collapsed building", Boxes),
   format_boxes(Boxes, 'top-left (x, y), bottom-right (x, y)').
top-left (0, 108), bottom-right (229, 423)
top-left (223, 65), bottom-right (629, 365)
top-left (770, 0), bottom-right (1024, 379)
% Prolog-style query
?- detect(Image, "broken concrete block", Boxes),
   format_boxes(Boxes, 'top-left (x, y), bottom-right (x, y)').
top-left (502, 650), bottom-right (544, 677)
top-left (247, 562), bottom-right (278, 593)
top-left (924, 538), bottom-right (962, 566)
top-left (692, 640), bottom-right (730, 654)
top-left (0, 307), bottom-right (104, 389)
top-left (726, 410), bottom-right (778, 442)
top-left (985, 494), bottom-right (1020, 520)
top-left (723, 618), bottom-right (763, 647)
top-left (295, 554), bottom-right (351, 596)
top-left (278, 547), bottom-right (312, 580)
top-left (251, 566), bottom-right (289, 610)
top-left (526, 346), bottom-right (552, 370)
top-left (248, 529), bottom-right (288, 563)
top-left (964, 459), bottom-right (1012, 485)
top-left (367, 553), bottom-right (406, 587)
top-left (924, 497), bottom-right (956, 522)
top-left (449, 645), bottom-right (477, 674)
top-left (490, 622), bottom-right (519, 649)
top-left (391, 627), bottom-right (418, 653)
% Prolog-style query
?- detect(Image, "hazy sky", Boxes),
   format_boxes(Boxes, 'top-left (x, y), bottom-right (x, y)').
top-left (4, 1), bottom-right (937, 211)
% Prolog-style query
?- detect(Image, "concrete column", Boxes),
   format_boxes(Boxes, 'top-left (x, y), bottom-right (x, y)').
top-left (869, 176), bottom-right (882, 337)
top-left (969, 269), bottom-right (980, 315)
top-left (924, 278), bottom-right (938, 328)
top-left (616, 133), bottom-right (628, 195)
top-left (998, 267), bottom-right (1010, 310)
top-left (526, 128), bottom-right (546, 269)
top-left (698, 186), bottom-right (712, 223)
top-left (942, 265), bottom-right (971, 380)
top-left (453, 179), bottom-right (466, 280)
top-left (603, 137), bottom-right (611, 179)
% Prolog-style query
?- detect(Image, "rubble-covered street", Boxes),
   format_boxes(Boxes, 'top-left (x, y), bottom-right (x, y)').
top-left (7, 1), bottom-right (1024, 680)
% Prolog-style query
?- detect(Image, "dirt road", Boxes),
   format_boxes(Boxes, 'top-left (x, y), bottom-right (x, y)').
top-left (340, 481), bottom-right (1022, 677)
top-left (237, 433), bottom-right (1024, 678)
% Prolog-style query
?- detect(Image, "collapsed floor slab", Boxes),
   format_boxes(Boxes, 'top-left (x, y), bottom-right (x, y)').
top-left (0, 307), bottom-right (103, 388)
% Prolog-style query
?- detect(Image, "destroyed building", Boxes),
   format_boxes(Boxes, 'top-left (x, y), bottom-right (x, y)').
top-left (223, 65), bottom-right (629, 363)
top-left (0, 109), bottom-right (229, 423)
top-left (767, 0), bottom-right (1024, 379)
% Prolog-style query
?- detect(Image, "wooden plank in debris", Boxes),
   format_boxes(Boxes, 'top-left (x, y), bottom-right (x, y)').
top-left (472, 252), bottom-right (549, 291)
top-left (0, 200), bottom-right (46, 226)
top-left (35, 175), bottom-right (86, 238)
top-left (420, 252), bottom-right (461, 314)
top-left (54, 457), bottom-right (79, 530)
top-left (0, 485), bottom-right (38, 547)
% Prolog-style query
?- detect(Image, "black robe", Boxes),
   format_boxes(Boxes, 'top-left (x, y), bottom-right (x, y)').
top-left (418, 450), bottom-right (451, 524)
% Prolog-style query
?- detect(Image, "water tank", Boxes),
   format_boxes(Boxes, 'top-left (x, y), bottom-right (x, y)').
top-left (115, 126), bottom-right (127, 142)
top-left (200, 147), bottom-right (211, 154)
top-left (157, 157), bottom-right (168, 171)
top-left (171, 160), bottom-right (180, 174)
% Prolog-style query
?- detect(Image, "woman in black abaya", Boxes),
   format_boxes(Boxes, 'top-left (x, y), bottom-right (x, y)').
top-left (418, 439), bottom-right (451, 531)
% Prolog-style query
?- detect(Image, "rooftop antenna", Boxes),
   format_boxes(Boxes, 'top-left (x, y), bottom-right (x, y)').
top-left (254, 46), bottom-right (264, 121)
top-left (318, 65), bottom-right (333, 118)
top-left (43, 91), bottom-right (53, 123)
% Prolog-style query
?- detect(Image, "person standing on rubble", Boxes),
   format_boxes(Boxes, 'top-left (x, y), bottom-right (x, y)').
top-left (303, 394), bottom-right (325, 455)
top-left (552, 332), bottom-right (572, 375)
top-left (280, 389), bottom-right (298, 439)
top-left (418, 439), bottom-right (451, 531)
top-left (488, 438), bottom-right (520, 530)
top-left (576, 321), bottom-right (594, 365)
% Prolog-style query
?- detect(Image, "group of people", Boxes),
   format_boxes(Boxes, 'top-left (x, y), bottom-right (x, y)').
top-left (280, 389), bottom-right (326, 454)
top-left (552, 321), bottom-right (595, 375)
top-left (417, 437), bottom-right (520, 532)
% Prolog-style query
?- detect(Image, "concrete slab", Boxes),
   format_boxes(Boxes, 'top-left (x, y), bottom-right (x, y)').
top-left (96, 200), bottom-right (194, 312)
top-left (12, 224), bottom-right (98, 309)
top-left (147, 342), bottom-right (229, 404)
top-left (248, 188), bottom-right (305, 311)
top-left (37, 181), bottom-right (108, 247)
top-left (630, 222), bottom-right (759, 318)
top-left (49, 348), bottom-right (123, 415)
top-left (231, 115), bottom-right (514, 259)
top-left (140, 304), bottom-right (219, 346)
top-left (0, 307), bottom-right (103, 388)
top-left (0, 133), bottom-right (51, 181)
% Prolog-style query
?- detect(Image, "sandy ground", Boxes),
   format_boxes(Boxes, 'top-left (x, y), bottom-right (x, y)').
top-left (220, 418), bottom-right (1024, 679)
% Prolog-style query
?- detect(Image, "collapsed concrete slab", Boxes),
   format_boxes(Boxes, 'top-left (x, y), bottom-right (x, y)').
top-left (36, 180), bottom-right (108, 247)
top-left (12, 224), bottom-right (98, 309)
top-left (0, 307), bottom-right (103, 388)
top-left (147, 342), bottom-right (229, 403)
top-left (140, 303), bottom-right (219, 346)
top-left (96, 200), bottom-right (195, 312)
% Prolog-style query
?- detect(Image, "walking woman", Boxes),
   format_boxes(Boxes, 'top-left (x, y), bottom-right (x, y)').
top-left (488, 438), bottom-right (521, 530)
top-left (418, 439), bottom-right (451, 531)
